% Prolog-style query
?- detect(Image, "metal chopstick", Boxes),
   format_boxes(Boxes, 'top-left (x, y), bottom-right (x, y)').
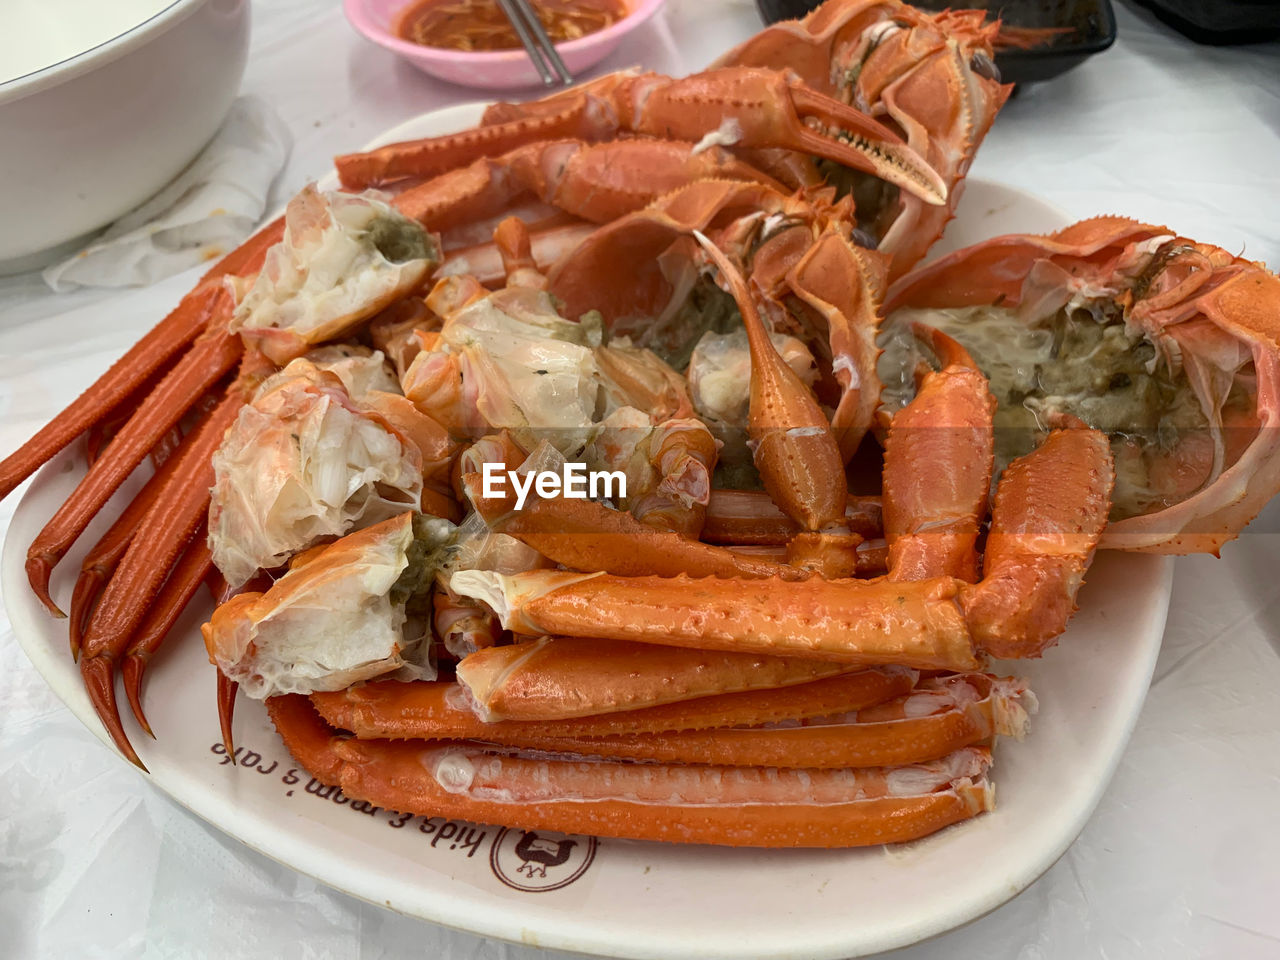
top-left (496, 0), bottom-right (555, 85)
top-left (512, 0), bottom-right (574, 86)
top-left (495, 0), bottom-right (574, 87)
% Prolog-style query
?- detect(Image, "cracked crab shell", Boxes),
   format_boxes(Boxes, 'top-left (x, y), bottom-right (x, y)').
top-left (202, 513), bottom-right (428, 698)
top-left (547, 181), bottom-right (888, 458)
top-left (208, 358), bottom-right (425, 587)
top-left (883, 217), bottom-right (1280, 554)
top-left (229, 185), bottom-right (439, 364)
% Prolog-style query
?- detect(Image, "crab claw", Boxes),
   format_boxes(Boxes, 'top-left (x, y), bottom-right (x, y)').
top-left (335, 67), bottom-right (946, 209)
top-left (692, 231), bottom-right (848, 534)
top-left (626, 69), bottom-right (947, 207)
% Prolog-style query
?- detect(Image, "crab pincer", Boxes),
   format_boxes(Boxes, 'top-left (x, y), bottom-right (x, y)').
top-left (336, 68), bottom-right (946, 208)
top-left (693, 230), bottom-right (862, 575)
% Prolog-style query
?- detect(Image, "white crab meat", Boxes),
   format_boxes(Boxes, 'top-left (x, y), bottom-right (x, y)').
top-left (581, 406), bottom-right (656, 504)
top-left (304, 344), bottom-right (400, 398)
top-left (230, 185), bottom-right (438, 364)
top-left (208, 357), bottom-right (423, 588)
top-left (202, 513), bottom-right (455, 698)
top-left (687, 328), bottom-right (818, 424)
top-left (405, 282), bottom-right (604, 454)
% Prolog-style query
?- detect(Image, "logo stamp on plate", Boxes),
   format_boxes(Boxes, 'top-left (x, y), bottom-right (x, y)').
top-left (489, 827), bottom-right (598, 892)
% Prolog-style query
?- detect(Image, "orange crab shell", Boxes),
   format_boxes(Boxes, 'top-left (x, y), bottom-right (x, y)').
top-left (547, 180), bottom-right (889, 460)
top-left (884, 216), bottom-right (1280, 555)
top-left (714, 0), bottom-right (1011, 282)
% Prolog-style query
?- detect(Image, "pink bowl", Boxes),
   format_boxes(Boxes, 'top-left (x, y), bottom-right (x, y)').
top-left (344, 0), bottom-right (667, 90)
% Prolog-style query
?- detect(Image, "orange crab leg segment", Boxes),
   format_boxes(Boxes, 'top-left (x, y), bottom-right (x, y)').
top-left (121, 533), bottom-right (215, 739)
top-left (318, 673), bottom-right (1030, 773)
top-left (0, 290), bottom-right (215, 504)
top-left (312, 668), bottom-right (917, 740)
top-left (464, 475), bottom-right (802, 580)
top-left (66, 400), bottom-right (218, 658)
top-left (338, 69), bottom-right (945, 207)
top-left (703, 490), bottom-right (883, 544)
top-left (0, 218), bottom-right (280, 506)
top-left (695, 233), bottom-right (849, 534)
top-left (78, 388), bottom-right (245, 768)
top-left (25, 326), bottom-right (243, 616)
top-left (394, 139), bottom-right (786, 233)
top-left (962, 420), bottom-right (1114, 659)
top-left (450, 569), bottom-right (982, 671)
top-left (218, 670), bottom-right (238, 758)
top-left (270, 695), bottom-right (993, 848)
top-left (883, 326), bottom-right (995, 582)
top-left (455, 636), bottom-right (857, 721)
top-left (619, 70), bottom-right (947, 206)
top-left (464, 675), bottom-right (1027, 769)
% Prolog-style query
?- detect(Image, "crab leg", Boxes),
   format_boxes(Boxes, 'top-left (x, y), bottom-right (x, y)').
top-left (67, 401), bottom-right (218, 658)
top-left (451, 569), bottom-right (981, 671)
top-left (270, 695), bottom-right (993, 848)
top-left (0, 289), bottom-right (218, 507)
top-left (695, 234), bottom-right (849, 535)
top-left (218, 670), bottom-right (238, 758)
top-left (337, 69), bottom-right (946, 207)
top-left (729, 539), bottom-right (889, 576)
top-left (337, 72), bottom-right (634, 187)
top-left (83, 364), bottom-right (180, 468)
top-left (312, 668), bottom-right (916, 739)
top-left (702, 490), bottom-right (883, 544)
top-left (492, 215), bottom-right (546, 290)
top-left (455, 636), bottom-right (857, 721)
top-left (394, 139), bottom-right (786, 233)
top-left (962, 419), bottom-right (1114, 659)
top-left (79, 387), bottom-right (246, 768)
top-left (438, 218), bottom-right (598, 287)
top-left (25, 325), bottom-right (243, 616)
top-left (0, 220), bottom-right (281, 506)
top-left (463, 474), bottom-right (802, 580)
top-left (453, 418), bottom-right (1110, 669)
top-left (120, 533), bottom-right (215, 738)
top-left (883, 326), bottom-right (995, 582)
top-left (451, 675), bottom-right (1030, 769)
top-left (697, 234), bottom-right (864, 576)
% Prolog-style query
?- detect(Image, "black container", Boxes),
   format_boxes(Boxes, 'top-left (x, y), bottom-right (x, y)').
top-left (752, 0), bottom-right (1118, 86)
top-left (1136, 0), bottom-right (1280, 45)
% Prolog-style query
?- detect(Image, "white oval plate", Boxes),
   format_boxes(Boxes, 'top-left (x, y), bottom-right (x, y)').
top-left (3, 107), bottom-right (1173, 960)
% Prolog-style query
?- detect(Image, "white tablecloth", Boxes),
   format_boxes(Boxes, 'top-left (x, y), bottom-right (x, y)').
top-left (2, 2), bottom-right (1279, 957)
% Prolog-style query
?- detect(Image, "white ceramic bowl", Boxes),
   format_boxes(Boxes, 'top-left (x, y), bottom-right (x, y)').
top-left (0, 0), bottom-right (251, 274)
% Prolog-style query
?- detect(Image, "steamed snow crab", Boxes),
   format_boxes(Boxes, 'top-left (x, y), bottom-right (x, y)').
top-left (3, 0), bottom-right (1279, 851)
top-left (203, 512), bottom-right (454, 697)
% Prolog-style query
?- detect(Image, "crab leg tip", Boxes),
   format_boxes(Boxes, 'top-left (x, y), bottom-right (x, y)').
top-left (217, 671), bottom-right (239, 759)
top-left (121, 655), bottom-right (156, 740)
top-left (81, 654), bottom-right (145, 770)
top-left (26, 555), bottom-right (65, 618)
